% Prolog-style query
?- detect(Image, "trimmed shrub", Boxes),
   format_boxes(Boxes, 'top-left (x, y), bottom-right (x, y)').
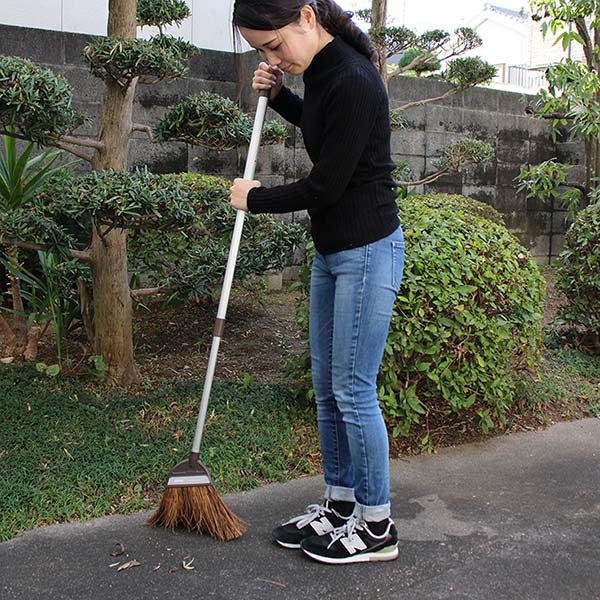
top-left (382, 194), bottom-right (545, 435)
top-left (0, 56), bottom-right (86, 144)
top-left (554, 202), bottom-right (600, 353)
top-left (33, 170), bottom-right (305, 304)
top-left (288, 194), bottom-right (545, 437)
top-left (404, 193), bottom-right (504, 225)
top-left (127, 173), bottom-right (306, 302)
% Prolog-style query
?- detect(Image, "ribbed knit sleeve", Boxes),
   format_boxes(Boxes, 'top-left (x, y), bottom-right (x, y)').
top-left (247, 68), bottom-right (379, 215)
top-left (268, 85), bottom-right (303, 127)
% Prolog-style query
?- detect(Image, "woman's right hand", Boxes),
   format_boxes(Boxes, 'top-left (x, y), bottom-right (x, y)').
top-left (252, 62), bottom-right (283, 100)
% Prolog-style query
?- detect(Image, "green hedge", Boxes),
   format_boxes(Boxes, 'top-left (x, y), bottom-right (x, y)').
top-left (288, 194), bottom-right (545, 437)
top-left (381, 194), bottom-right (545, 435)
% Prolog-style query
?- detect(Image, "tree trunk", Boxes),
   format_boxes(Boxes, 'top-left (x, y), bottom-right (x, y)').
top-left (23, 324), bottom-right (43, 361)
top-left (88, 0), bottom-right (140, 385)
top-left (371, 0), bottom-right (389, 90)
top-left (90, 227), bottom-right (138, 385)
top-left (0, 313), bottom-right (17, 358)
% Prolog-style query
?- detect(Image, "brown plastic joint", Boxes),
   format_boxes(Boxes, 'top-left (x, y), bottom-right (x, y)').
top-left (213, 318), bottom-right (225, 337)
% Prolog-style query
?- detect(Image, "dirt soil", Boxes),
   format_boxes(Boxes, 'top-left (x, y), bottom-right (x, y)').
top-left (35, 271), bottom-right (584, 456)
top-left (134, 271), bottom-right (565, 386)
top-left (133, 287), bottom-right (306, 384)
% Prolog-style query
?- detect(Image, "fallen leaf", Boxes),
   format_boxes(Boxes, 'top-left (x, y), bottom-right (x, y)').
top-left (182, 558), bottom-right (195, 571)
top-left (152, 564), bottom-right (161, 572)
top-left (109, 562), bottom-right (120, 568)
top-left (256, 577), bottom-right (287, 588)
top-left (169, 567), bottom-right (178, 573)
top-left (117, 560), bottom-right (142, 571)
top-left (110, 543), bottom-right (125, 557)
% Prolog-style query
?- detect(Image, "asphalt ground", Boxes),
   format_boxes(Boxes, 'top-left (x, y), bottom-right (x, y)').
top-left (1, 418), bottom-right (599, 600)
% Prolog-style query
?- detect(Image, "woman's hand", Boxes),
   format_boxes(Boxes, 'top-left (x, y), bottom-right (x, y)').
top-left (230, 178), bottom-right (261, 211)
top-left (252, 62), bottom-right (283, 101)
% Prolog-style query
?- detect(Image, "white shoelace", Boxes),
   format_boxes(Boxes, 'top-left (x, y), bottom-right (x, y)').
top-left (284, 503), bottom-right (331, 529)
top-left (327, 516), bottom-right (362, 549)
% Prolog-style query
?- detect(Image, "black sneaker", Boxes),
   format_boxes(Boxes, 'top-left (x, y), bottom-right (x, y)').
top-left (272, 501), bottom-right (354, 549)
top-left (300, 517), bottom-right (399, 564)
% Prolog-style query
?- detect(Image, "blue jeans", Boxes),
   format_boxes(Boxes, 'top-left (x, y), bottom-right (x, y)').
top-left (309, 226), bottom-right (405, 522)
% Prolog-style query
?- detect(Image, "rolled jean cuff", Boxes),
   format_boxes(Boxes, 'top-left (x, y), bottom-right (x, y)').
top-left (324, 485), bottom-right (356, 503)
top-left (354, 501), bottom-right (391, 522)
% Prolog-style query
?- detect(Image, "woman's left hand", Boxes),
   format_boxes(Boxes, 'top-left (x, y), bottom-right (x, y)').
top-left (230, 178), bottom-right (261, 211)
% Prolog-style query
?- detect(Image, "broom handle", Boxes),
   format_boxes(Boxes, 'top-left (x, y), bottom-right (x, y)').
top-left (191, 90), bottom-right (271, 455)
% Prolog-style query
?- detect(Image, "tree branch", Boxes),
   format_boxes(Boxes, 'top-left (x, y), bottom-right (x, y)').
top-left (395, 54), bottom-right (436, 75)
top-left (574, 17), bottom-right (594, 69)
top-left (131, 123), bottom-right (154, 142)
top-left (130, 286), bottom-right (171, 297)
top-left (2, 238), bottom-right (91, 262)
top-left (52, 141), bottom-right (95, 162)
top-left (395, 168), bottom-right (451, 187)
top-left (0, 129), bottom-right (29, 141)
top-left (60, 135), bottom-right (104, 150)
top-left (0, 129), bottom-right (98, 161)
top-left (392, 88), bottom-right (460, 111)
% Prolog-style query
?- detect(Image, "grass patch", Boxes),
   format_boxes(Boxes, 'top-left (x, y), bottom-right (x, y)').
top-left (0, 364), bottom-right (320, 542)
top-left (515, 346), bottom-right (600, 423)
top-left (1, 343), bottom-right (598, 542)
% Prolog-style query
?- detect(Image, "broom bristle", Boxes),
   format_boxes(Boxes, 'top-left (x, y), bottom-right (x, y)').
top-left (148, 484), bottom-right (247, 541)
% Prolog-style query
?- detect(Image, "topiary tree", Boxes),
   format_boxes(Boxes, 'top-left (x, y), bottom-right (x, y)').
top-left (355, 6), bottom-right (497, 191)
top-left (358, 6), bottom-right (496, 92)
top-left (0, 0), bottom-right (290, 385)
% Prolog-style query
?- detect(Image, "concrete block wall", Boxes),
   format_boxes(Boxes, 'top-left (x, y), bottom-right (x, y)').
top-left (245, 68), bottom-right (581, 263)
top-left (1, 24), bottom-right (584, 263)
top-left (0, 24), bottom-right (239, 177)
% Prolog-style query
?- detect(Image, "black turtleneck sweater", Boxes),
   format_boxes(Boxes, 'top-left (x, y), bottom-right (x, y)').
top-left (246, 36), bottom-right (400, 255)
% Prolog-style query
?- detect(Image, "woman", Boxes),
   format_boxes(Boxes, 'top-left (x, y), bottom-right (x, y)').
top-left (230, 0), bottom-right (405, 565)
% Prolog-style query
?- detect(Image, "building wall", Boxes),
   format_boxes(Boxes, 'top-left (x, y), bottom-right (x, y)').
top-left (0, 23), bottom-right (584, 263)
top-left (463, 16), bottom-right (529, 67)
top-left (0, 0), bottom-right (236, 52)
top-left (528, 19), bottom-right (586, 67)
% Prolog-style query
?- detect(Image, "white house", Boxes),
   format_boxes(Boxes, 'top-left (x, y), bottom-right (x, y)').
top-left (461, 2), bottom-right (587, 92)
top-left (0, 0), bottom-right (237, 52)
top-left (462, 3), bottom-right (546, 92)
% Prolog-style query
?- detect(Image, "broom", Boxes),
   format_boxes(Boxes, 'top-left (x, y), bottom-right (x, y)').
top-left (148, 89), bottom-right (271, 541)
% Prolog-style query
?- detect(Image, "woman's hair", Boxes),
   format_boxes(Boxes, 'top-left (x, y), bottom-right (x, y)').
top-left (232, 0), bottom-right (378, 64)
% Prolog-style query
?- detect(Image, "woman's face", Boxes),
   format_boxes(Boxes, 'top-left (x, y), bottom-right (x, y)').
top-left (239, 6), bottom-right (320, 75)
